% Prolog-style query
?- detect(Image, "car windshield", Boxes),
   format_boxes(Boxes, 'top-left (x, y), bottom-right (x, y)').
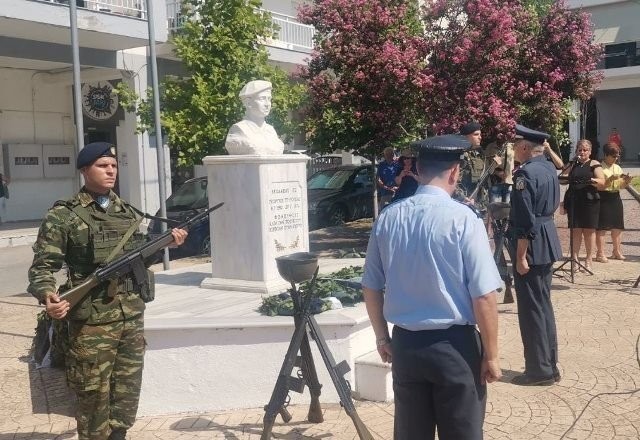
top-left (307, 169), bottom-right (353, 190)
top-left (166, 179), bottom-right (208, 211)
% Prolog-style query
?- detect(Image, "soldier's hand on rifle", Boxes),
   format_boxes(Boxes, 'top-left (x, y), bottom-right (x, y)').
top-left (45, 293), bottom-right (70, 320)
top-left (168, 228), bottom-right (188, 248)
top-left (491, 155), bottom-right (503, 167)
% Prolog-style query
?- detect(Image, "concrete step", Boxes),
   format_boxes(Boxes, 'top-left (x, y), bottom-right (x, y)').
top-left (354, 350), bottom-right (393, 402)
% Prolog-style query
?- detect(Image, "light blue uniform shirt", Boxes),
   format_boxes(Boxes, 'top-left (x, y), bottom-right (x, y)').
top-left (362, 185), bottom-right (502, 331)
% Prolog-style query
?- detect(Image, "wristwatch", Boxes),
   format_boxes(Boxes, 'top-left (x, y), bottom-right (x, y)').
top-left (376, 337), bottom-right (391, 347)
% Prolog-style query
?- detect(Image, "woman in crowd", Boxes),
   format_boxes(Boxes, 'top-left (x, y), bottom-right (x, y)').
top-left (562, 139), bottom-right (606, 271)
top-left (392, 148), bottom-right (419, 202)
top-left (596, 142), bottom-right (632, 262)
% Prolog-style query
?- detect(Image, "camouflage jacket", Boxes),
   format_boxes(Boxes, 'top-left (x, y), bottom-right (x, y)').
top-left (455, 149), bottom-right (485, 200)
top-left (28, 188), bottom-right (146, 324)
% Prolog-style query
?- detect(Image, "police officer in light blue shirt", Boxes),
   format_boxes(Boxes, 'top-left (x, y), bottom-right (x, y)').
top-left (363, 134), bottom-right (502, 440)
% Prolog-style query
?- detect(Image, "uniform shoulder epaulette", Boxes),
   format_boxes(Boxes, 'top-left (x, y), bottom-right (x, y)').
top-left (52, 198), bottom-right (80, 209)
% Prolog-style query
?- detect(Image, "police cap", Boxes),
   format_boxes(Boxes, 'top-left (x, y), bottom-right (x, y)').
top-left (413, 135), bottom-right (471, 162)
top-left (459, 121), bottom-right (482, 135)
top-left (514, 124), bottom-right (550, 144)
top-left (76, 142), bottom-right (117, 169)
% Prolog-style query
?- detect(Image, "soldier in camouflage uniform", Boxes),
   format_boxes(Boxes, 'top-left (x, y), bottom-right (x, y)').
top-left (457, 121), bottom-right (486, 201)
top-left (28, 142), bottom-right (187, 440)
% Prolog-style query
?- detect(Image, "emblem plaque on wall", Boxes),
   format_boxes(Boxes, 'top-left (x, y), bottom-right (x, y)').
top-left (81, 81), bottom-right (119, 121)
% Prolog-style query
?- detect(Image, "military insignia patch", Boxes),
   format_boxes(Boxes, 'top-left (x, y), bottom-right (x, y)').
top-left (109, 146), bottom-right (116, 156)
top-left (515, 177), bottom-right (525, 190)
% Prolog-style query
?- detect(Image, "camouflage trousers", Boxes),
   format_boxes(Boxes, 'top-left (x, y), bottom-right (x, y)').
top-left (66, 314), bottom-right (145, 440)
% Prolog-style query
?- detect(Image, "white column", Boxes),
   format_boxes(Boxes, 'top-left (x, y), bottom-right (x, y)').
top-left (201, 155), bottom-right (310, 294)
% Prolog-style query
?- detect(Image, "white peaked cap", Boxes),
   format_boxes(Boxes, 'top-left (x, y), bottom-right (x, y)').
top-left (238, 80), bottom-right (272, 98)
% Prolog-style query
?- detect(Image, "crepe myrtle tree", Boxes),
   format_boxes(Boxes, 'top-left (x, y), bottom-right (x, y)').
top-left (299, 0), bottom-right (432, 217)
top-left (421, 0), bottom-right (602, 143)
top-left (117, 0), bottom-right (305, 167)
top-left (299, 0), bottom-right (432, 159)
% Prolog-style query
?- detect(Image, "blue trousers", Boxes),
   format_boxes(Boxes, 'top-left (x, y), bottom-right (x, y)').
top-left (513, 263), bottom-right (559, 378)
top-left (391, 325), bottom-right (486, 440)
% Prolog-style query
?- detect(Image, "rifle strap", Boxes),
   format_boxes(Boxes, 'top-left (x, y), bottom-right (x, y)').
top-left (104, 217), bottom-right (144, 264)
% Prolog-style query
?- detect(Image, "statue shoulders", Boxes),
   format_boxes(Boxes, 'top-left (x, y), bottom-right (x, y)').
top-left (225, 119), bottom-right (284, 155)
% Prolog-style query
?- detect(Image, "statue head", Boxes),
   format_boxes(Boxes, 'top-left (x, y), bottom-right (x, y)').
top-left (239, 80), bottom-right (273, 120)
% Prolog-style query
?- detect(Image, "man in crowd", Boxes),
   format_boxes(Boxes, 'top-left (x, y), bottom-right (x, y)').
top-left (376, 146), bottom-right (398, 208)
top-left (509, 125), bottom-right (563, 386)
top-left (363, 134), bottom-right (502, 440)
top-left (28, 142), bottom-right (188, 440)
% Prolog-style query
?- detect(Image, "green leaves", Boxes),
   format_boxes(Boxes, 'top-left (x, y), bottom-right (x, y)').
top-left (119, 0), bottom-right (305, 167)
top-left (259, 266), bottom-right (365, 316)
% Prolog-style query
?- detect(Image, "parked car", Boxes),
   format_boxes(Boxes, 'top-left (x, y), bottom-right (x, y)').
top-left (147, 176), bottom-right (211, 257)
top-left (307, 165), bottom-right (374, 230)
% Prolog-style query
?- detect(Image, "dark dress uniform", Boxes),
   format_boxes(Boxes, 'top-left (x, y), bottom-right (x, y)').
top-left (509, 154), bottom-right (563, 381)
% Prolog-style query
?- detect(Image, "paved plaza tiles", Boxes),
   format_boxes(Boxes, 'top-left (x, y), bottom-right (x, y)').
top-left (1, 191), bottom-right (639, 439)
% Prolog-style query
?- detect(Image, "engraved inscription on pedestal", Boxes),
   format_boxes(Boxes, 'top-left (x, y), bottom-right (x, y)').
top-left (268, 181), bottom-right (304, 254)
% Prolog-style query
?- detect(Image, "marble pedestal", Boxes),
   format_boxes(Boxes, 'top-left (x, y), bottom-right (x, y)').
top-left (200, 155), bottom-right (310, 294)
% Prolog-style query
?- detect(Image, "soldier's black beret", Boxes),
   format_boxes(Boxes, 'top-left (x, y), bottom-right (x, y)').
top-left (76, 142), bottom-right (117, 169)
top-left (514, 124), bottom-right (550, 144)
top-left (413, 135), bottom-right (471, 162)
top-left (459, 121), bottom-right (482, 135)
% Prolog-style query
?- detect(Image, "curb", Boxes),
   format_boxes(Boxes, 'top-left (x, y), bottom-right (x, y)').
top-left (0, 234), bottom-right (37, 249)
top-left (627, 185), bottom-right (640, 203)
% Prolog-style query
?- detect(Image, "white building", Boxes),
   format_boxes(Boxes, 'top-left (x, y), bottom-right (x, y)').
top-left (567, 0), bottom-right (640, 160)
top-left (0, 0), bottom-right (314, 222)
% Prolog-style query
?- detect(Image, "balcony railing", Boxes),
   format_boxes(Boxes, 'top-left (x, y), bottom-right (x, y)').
top-left (166, 1), bottom-right (314, 51)
top-left (596, 41), bottom-right (640, 70)
top-left (264, 10), bottom-right (315, 51)
top-left (32, 0), bottom-right (146, 19)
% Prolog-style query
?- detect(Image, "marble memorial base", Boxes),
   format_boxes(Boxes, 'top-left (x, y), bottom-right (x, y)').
top-left (200, 155), bottom-right (310, 295)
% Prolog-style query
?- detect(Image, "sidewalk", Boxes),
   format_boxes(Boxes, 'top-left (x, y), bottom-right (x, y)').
top-left (1, 195), bottom-right (639, 439)
top-left (0, 220), bottom-right (41, 248)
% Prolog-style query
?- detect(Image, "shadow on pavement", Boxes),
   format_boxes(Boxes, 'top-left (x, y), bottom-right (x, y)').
top-left (24, 358), bottom-right (76, 419)
top-left (169, 416), bottom-right (334, 439)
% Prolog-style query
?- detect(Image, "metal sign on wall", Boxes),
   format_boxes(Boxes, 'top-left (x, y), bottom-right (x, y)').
top-left (81, 81), bottom-right (119, 122)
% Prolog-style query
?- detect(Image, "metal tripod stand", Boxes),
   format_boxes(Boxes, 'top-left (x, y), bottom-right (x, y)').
top-left (553, 183), bottom-right (593, 282)
top-left (488, 202), bottom-right (514, 303)
top-left (261, 252), bottom-right (374, 440)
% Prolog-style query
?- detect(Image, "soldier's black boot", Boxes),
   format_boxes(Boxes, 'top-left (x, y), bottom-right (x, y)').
top-left (108, 428), bottom-right (127, 440)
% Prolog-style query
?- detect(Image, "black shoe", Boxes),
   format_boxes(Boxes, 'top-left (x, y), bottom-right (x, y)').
top-left (511, 374), bottom-right (555, 386)
top-left (553, 371), bottom-right (561, 383)
top-left (108, 429), bottom-right (127, 440)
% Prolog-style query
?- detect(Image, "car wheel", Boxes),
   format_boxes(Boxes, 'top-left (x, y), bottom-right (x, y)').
top-left (200, 236), bottom-right (211, 256)
top-left (328, 205), bottom-right (348, 226)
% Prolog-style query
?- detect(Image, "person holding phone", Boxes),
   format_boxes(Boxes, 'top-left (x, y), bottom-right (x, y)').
top-left (596, 142), bottom-right (631, 262)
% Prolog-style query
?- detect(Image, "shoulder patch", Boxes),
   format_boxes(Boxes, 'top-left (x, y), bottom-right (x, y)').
top-left (515, 176), bottom-right (526, 190)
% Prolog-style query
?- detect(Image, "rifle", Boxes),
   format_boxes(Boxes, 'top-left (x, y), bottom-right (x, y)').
top-left (261, 270), bottom-right (320, 440)
top-left (261, 268), bottom-right (373, 440)
top-left (59, 202), bottom-right (224, 308)
top-left (468, 153), bottom-right (503, 202)
top-left (306, 313), bottom-right (374, 440)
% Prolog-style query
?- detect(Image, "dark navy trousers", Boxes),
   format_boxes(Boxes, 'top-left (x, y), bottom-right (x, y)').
top-left (513, 263), bottom-right (559, 378)
top-left (391, 325), bottom-right (486, 440)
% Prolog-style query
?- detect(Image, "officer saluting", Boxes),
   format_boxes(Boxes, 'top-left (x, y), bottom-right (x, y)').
top-left (28, 142), bottom-right (187, 440)
top-left (363, 135), bottom-right (502, 440)
top-left (509, 125), bottom-right (563, 386)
